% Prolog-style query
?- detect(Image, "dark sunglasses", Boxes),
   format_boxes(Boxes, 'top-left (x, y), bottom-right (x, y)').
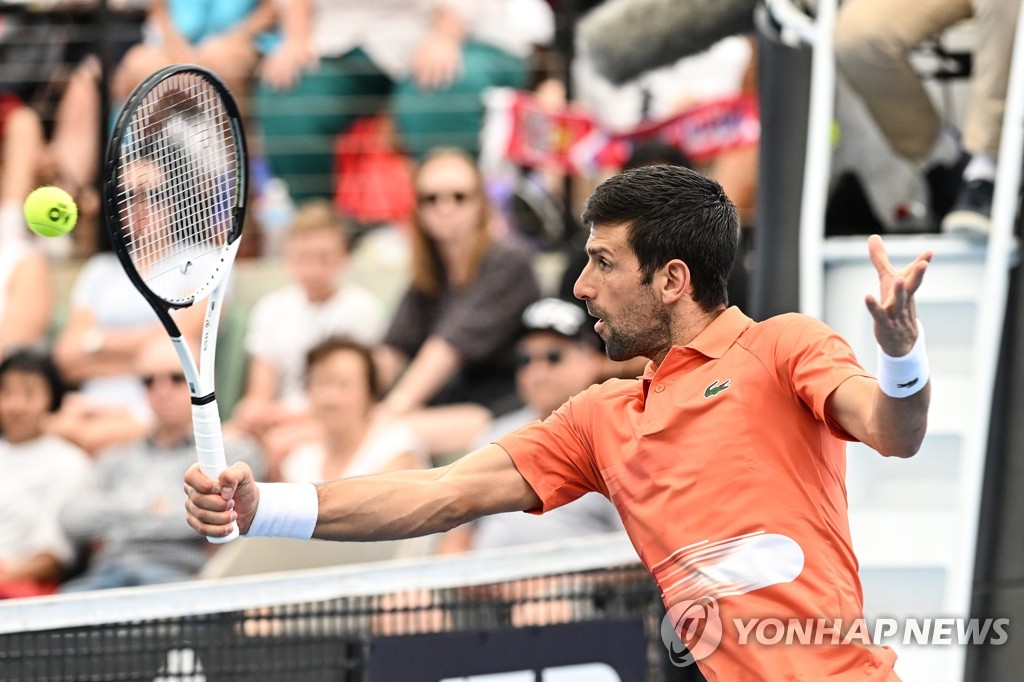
top-left (514, 350), bottom-right (565, 369)
top-left (417, 190), bottom-right (475, 207)
top-left (141, 372), bottom-right (188, 389)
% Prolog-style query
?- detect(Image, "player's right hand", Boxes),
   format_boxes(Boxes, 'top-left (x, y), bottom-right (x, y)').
top-left (184, 462), bottom-right (259, 539)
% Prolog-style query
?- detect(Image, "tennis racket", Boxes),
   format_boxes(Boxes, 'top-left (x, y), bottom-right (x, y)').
top-left (105, 65), bottom-right (247, 543)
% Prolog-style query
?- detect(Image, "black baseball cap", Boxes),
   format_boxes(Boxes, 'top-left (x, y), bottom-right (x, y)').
top-left (520, 298), bottom-right (601, 349)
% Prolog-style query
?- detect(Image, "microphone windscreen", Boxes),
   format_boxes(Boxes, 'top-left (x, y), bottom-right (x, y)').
top-left (578, 0), bottom-right (758, 85)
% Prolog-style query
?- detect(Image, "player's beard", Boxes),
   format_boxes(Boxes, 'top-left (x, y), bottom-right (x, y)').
top-left (593, 286), bottom-right (672, 362)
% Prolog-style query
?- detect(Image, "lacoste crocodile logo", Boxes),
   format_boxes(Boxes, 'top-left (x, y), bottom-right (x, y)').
top-left (704, 380), bottom-right (731, 399)
top-left (896, 378), bottom-right (918, 390)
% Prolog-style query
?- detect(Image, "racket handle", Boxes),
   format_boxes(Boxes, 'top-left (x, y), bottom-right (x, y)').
top-left (192, 400), bottom-right (239, 544)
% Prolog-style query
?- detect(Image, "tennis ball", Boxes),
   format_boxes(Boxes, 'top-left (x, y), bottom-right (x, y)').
top-left (23, 186), bottom-right (78, 237)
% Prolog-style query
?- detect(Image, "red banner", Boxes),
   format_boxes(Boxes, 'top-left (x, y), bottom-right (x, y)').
top-left (503, 92), bottom-right (760, 173)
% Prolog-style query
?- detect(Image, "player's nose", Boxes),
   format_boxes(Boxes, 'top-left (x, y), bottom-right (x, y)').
top-left (573, 266), bottom-right (594, 301)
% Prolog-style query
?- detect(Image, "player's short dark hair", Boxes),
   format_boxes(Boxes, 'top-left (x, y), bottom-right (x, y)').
top-left (305, 337), bottom-right (381, 401)
top-left (0, 349), bottom-right (67, 412)
top-left (581, 165), bottom-right (739, 311)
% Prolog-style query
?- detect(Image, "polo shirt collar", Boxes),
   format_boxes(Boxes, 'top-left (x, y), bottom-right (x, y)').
top-left (641, 306), bottom-right (752, 379)
top-left (684, 306), bottom-right (752, 359)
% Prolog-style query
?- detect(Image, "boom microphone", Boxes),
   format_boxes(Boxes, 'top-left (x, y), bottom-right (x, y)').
top-left (577, 0), bottom-right (758, 85)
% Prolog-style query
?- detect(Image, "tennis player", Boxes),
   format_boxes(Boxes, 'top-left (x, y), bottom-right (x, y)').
top-left (185, 165), bottom-right (929, 680)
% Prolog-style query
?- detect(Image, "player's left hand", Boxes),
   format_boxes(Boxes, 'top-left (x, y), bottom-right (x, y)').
top-left (865, 234), bottom-right (932, 357)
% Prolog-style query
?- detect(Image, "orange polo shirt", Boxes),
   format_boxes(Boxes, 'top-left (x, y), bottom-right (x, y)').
top-left (498, 307), bottom-right (900, 681)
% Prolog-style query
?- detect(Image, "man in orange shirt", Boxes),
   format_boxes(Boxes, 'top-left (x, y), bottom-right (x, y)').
top-left (185, 165), bottom-right (931, 680)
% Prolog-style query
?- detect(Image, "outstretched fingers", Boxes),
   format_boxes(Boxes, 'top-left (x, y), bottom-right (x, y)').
top-left (867, 234), bottom-right (893, 278)
top-left (867, 235), bottom-right (932, 305)
top-left (901, 257), bottom-right (932, 297)
top-left (866, 279), bottom-right (913, 323)
top-left (865, 235), bottom-right (933, 357)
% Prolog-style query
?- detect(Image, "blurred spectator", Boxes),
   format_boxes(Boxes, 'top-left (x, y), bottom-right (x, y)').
top-left (1, 5), bottom-right (146, 257)
top-left (113, 0), bottom-right (277, 114)
top-left (377, 148), bottom-right (540, 418)
top-left (434, 298), bottom-right (622, 555)
top-left (835, 0), bottom-right (1019, 237)
top-left (49, 236), bottom-right (205, 455)
top-left (279, 337), bottom-right (427, 483)
top-left (0, 235), bottom-right (52, 361)
top-left (0, 350), bottom-right (90, 598)
top-left (573, 34), bottom-right (759, 227)
top-left (59, 337), bottom-right (261, 592)
top-left (1, 59), bottom-right (103, 257)
top-left (255, 0), bottom-right (554, 203)
top-left (231, 200), bottom-right (387, 475)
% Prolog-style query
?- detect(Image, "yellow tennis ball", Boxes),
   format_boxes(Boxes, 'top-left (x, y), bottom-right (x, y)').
top-left (23, 186), bottom-right (78, 238)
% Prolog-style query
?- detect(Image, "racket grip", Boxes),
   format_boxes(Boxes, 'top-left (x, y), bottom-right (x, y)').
top-left (192, 400), bottom-right (239, 544)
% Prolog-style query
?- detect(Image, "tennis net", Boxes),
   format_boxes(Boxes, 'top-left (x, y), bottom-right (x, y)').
top-left (0, 533), bottom-right (675, 681)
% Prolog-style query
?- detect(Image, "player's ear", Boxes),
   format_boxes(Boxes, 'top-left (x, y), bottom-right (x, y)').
top-left (658, 259), bottom-right (690, 304)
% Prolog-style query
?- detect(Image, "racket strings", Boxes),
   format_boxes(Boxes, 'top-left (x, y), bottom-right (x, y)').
top-left (115, 72), bottom-right (240, 304)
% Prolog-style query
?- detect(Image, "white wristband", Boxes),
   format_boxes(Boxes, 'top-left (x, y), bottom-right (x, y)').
top-left (877, 322), bottom-right (929, 398)
top-left (246, 482), bottom-right (319, 539)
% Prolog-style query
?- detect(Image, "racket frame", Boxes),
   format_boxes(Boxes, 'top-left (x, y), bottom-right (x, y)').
top-left (105, 64), bottom-right (248, 543)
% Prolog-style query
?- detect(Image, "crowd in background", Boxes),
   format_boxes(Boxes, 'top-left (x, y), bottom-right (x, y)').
top-left (0, 0), bottom-right (1015, 597)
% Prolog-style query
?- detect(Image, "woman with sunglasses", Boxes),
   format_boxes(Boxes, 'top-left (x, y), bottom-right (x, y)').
top-left (378, 148), bottom-right (540, 419)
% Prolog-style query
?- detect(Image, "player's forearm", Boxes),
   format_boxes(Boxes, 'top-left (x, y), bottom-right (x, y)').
top-left (306, 446), bottom-right (538, 542)
top-left (870, 320), bottom-right (930, 457)
top-left (227, 448), bottom-right (538, 544)
top-left (311, 468), bottom-right (470, 541)
top-left (866, 386), bottom-right (930, 458)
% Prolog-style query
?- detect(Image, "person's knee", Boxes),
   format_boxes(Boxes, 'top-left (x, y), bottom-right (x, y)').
top-left (113, 46), bottom-right (168, 100)
top-left (834, 5), bottom-right (904, 71)
top-left (3, 106), bottom-right (43, 139)
top-left (194, 37), bottom-right (259, 83)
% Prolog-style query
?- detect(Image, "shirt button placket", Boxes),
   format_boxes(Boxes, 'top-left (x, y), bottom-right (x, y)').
top-left (642, 383), bottom-right (668, 435)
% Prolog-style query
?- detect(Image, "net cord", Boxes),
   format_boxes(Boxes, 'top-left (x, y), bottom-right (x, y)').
top-left (0, 533), bottom-right (637, 635)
